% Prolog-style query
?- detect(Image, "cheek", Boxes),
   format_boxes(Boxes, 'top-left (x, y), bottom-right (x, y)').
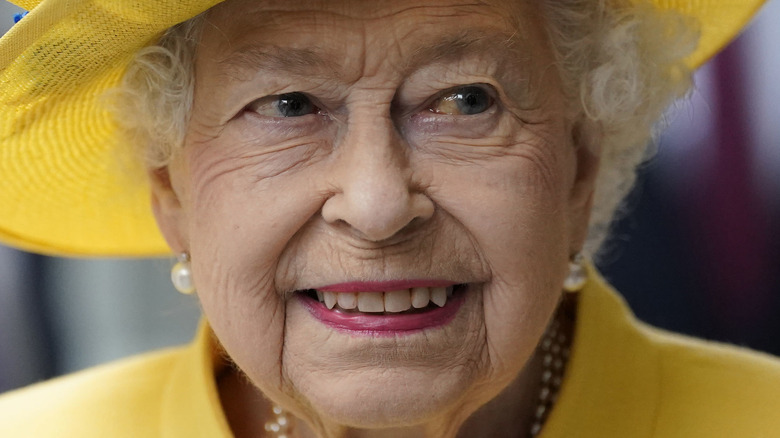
top-left (419, 132), bottom-right (571, 369)
top-left (422, 134), bottom-right (570, 270)
top-left (183, 128), bottom-right (330, 263)
top-left (179, 138), bottom-right (331, 392)
top-left (430, 146), bottom-right (569, 280)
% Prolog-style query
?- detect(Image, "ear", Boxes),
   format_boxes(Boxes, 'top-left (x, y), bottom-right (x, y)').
top-left (149, 165), bottom-right (189, 253)
top-left (566, 117), bottom-right (602, 255)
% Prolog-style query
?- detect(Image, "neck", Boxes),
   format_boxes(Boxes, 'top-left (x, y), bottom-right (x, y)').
top-left (455, 353), bottom-right (545, 438)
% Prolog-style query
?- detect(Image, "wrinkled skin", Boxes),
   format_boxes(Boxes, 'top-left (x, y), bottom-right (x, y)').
top-left (150, 0), bottom-right (600, 436)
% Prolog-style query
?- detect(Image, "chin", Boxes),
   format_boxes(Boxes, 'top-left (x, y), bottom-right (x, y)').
top-left (296, 367), bottom-right (474, 428)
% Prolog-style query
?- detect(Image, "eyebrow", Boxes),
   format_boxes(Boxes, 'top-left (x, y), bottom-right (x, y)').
top-left (217, 45), bottom-right (339, 79)
top-left (403, 29), bottom-right (525, 73)
top-left (216, 28), bottom-right (526, 80)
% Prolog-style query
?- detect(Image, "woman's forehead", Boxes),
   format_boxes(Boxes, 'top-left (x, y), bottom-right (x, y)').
top-left (202, 0), bottom-right (538, 51)
top-left (207, 0), bottom-right (530, 23)
top-left (198, 0), bottom-right (547, 82)
top-left (210, 31), bottom-right (532, 84)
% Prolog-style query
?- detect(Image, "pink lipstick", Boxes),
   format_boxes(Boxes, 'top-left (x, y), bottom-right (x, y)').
top-left (297, 282), bottom-right (467, 335)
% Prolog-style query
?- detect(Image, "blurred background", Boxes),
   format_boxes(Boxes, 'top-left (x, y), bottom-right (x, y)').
top-left (1, 0), bottom-right (779, 393)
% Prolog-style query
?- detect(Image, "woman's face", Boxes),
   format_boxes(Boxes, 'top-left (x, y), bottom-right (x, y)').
top-left (153, 0), bottom-right (598, 431)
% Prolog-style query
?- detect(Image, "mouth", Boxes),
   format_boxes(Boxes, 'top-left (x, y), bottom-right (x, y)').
top-left (296, 283), bottom-right (469, 335)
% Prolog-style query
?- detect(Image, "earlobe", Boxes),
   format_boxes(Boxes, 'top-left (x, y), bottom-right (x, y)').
top-left (567, 118), bottom-right (602, 254)
top-left (148, 166), bottom-right (188, 252)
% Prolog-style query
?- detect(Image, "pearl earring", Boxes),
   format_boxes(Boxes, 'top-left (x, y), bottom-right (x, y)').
top-left (171, 252), bottom-right (195, 295)
top-left (563, 253), bottom-right (587, 292)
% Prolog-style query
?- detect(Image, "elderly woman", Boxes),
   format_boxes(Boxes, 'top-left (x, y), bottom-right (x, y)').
top-left (0, 0), bottom-right (778, 437)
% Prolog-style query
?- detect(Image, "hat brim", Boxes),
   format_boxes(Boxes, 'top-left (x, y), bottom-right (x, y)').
top-left (0, 0), bottom-right (768, 256)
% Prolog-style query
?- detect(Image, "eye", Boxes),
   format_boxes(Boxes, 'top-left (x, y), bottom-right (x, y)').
top-left (247, 92), bottom-right (319, 118)
top-left (428, 85), bottom-right (493, 116)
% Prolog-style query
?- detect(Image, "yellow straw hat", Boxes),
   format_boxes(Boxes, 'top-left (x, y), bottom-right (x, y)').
top-left (0, 0), bottom-right (768, 257)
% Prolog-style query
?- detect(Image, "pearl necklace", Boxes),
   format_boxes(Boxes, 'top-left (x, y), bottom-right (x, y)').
top-left (263, 305), bottom-right (573, 438)
top-left (529, 308), bottom-right (571, 437)
top-left (264, 404), bottom-right (292, 437)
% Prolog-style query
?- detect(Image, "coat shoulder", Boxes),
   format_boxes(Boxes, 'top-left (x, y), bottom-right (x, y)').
top-left (642, 324), bottom-right (780, 437)
top-left (0, 347), bottom-right (184, 437)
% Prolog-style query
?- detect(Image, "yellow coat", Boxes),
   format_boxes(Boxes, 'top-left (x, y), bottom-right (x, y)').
top-left (2, 272), bottom-right (780, 437)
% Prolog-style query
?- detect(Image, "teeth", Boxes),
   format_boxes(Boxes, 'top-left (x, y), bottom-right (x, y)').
top-left (323, 291), bottom-right (337, 310)
top-left (357, 292), bottom-right (385, 313)
top-left (314, 286), bottom-right (456, 312)
top-left (430, 287), bottom-right (447, 307)
top-left (384, 289), bottom-right (412, 312)
top-left (337, 292), bottom-right (358, 310)
top-left (411, 287), bottom-right (431, 309)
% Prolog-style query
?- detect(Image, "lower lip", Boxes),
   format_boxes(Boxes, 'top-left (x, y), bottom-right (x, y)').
top-left (297, 291), bottom-right (466, 336)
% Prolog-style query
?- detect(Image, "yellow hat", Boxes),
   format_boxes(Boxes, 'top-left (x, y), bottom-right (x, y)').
top-left (0, 0), bottom-right (768, 257)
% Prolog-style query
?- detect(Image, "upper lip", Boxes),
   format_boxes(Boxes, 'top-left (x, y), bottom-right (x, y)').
top-left (313, 279), bottom-right (459, 293)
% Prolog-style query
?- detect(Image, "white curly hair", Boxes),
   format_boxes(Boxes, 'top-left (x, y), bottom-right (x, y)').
top-left (114, 0), bottom-right (698, 256)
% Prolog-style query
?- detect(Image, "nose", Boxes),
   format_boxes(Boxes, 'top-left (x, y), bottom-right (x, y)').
top-left (321, 117), bottom-right (434, 242)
